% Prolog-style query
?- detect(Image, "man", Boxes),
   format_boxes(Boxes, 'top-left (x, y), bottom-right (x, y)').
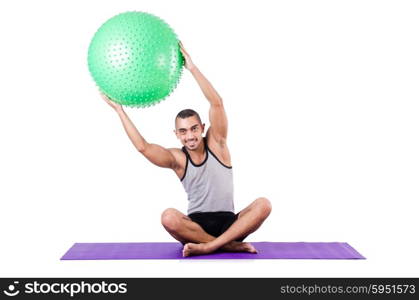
top-left (101, 42), bottom-right (272, 257)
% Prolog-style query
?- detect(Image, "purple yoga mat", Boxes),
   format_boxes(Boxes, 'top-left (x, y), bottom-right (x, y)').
top-left (61, 242), bottom-right (365, 260)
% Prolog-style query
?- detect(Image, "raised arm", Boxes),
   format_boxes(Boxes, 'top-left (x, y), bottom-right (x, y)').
top-left (100, 93), bottom-right (177, 169)
top-left (179, 42), bottom-right (228, 145)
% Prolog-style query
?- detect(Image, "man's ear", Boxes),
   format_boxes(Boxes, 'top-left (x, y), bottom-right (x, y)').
top-left (202, 123), bottom-right (206, 131)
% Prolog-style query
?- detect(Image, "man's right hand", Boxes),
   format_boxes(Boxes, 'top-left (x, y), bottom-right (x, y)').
top-left (100, 92), bottom-right (123, 112)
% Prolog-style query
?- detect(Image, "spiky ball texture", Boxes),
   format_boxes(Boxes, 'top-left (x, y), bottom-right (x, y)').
top-left (88, 12), bottom-right (184, 107)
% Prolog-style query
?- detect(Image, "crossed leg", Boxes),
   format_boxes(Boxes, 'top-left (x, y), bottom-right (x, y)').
top-left (161, 197), bottom-right (272, 257)
top-left (161, 208), bottom-right (253, 253)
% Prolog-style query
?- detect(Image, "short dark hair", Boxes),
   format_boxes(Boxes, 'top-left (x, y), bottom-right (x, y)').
top-left (175, 109), bottom-right (202, 124)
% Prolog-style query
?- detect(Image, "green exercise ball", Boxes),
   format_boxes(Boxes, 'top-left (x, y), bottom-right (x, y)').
top-left (88, 12), bottom-right (184, 107)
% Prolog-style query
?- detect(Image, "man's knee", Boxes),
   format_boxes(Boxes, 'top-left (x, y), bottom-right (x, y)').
top-left (161, 208), bottom-right (181, 232)
top-left (255, 197), bottom-right (272, 218)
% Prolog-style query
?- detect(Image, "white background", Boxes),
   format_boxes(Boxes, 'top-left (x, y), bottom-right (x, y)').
top-left (0, 0), bottom-right (418, 277)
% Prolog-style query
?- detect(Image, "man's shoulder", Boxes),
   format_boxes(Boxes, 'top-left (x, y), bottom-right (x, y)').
top-left (167, 147), bottom-right (186, 170)
top-left (167, 147), bottom-right (185, 161)
top-left (206, 127), bottom-right (228, 149)
top-left (167, 147), bottom-right (184, 155)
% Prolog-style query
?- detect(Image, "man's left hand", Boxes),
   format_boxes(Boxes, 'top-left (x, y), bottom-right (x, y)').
top-left (179, 41), bottom-right (196, 71)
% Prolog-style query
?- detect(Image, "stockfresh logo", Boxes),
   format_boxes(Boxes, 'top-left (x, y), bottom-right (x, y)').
top-left (3, 281), bottom-right (20, 297)
top-left (2, 280), bottom-right (128, 297)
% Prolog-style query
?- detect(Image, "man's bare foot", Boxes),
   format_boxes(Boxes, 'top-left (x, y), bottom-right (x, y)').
top-left (222, 241), bottom-right (258, 253)
top-left (183, 243), bottom-right (213, 257)
top-left (183, 241), bottom-right (258, 257)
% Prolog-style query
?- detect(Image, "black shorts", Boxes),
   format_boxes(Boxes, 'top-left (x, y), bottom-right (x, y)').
top-left (187, 211), bottom-right (247, 242)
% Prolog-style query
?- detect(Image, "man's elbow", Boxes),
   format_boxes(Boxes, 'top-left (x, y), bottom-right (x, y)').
top-left (136, 142), bottom-right (149, 153)
top-left (211, 97), bottom-right (223, 107)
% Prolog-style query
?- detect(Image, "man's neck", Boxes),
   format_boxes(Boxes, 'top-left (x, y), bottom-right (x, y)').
top-left (187, 139), bottom-right (206, 160)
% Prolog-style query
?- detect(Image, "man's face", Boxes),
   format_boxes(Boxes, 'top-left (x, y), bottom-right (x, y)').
top-left (174, 116), bottom-right (205, 151)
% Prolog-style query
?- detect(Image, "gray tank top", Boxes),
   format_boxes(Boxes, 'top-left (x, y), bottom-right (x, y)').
top-left (181, 138), bottom-right (234, 215)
